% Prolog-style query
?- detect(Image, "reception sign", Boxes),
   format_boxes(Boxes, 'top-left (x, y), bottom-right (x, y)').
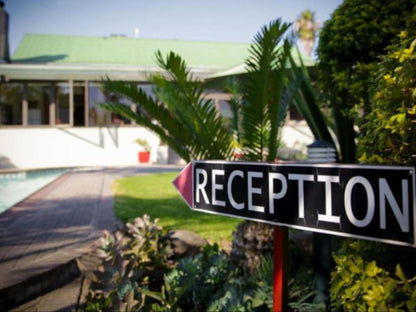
top-left (173, 161), bottom-right (416, 247)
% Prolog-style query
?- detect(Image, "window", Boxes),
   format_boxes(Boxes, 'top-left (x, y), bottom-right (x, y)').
top-left (0, 80), bottom-right (142, 127)
top-left (73, 82), bottom-right (85, 126)
top-left (88, 82), bottom-right (109, 126)
top-left (0, 83), bottom-right (23, 125)
top-left (55, 83), bottom-right (70, 124)
top-left (88, 82), bottom-right (133, 126)
top-left (27, 83), bottom-right (51, 125)
top-left (110, 94), bottom-right (132, 125)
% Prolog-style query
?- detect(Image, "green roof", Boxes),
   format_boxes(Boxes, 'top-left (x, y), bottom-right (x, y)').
top-left (11, 34), bottom-right (252, 68)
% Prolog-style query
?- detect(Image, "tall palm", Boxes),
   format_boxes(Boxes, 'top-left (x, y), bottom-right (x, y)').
top-left (294, 9), bottom-right (319, 57)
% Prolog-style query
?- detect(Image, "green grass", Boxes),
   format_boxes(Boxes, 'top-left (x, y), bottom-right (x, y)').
top-left (112, 172), bottom-right (240, 244)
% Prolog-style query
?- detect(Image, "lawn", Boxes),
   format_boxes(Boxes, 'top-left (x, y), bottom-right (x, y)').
top-left (111, 172), bottom-right (240, 244)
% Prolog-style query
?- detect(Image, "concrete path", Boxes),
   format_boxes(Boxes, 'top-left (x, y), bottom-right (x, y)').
top-left (0, 165), bottom-right (182, 310)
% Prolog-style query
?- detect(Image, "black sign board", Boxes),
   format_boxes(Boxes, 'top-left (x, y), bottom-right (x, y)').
top-left (174, 161), bottom-right (416, 247)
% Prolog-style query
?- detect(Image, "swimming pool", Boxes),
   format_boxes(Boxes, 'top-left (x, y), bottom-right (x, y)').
top-left (0, 168), bottom-right (68, 214)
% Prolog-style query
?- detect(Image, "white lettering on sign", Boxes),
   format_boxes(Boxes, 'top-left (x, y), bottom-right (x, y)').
top-left (228, 170), bottom-right (244, 210)
top-left (269, 173), bottom-right (287, 214)
top-left (344, 176), bottom-right (375, 227)
top-left (212, 169), bottom-right (225, 207)
top-left (317, 175), bottom-right (340, 223)
top-left (193, 167), bottom-right (412, 234)
top-left (187, 162), bottom-right (415, 247)
top-left (248, 171), bottom-right (264, 213)
top-left (196, 168), bottom-right (209, 204)
top-left (288, 174), bottom-right (314, 219)
top-left (379, 178), bottom-right (409, 232)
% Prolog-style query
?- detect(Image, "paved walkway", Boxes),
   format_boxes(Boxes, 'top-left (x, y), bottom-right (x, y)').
top-left (0, 165), bottom-right (182, 310)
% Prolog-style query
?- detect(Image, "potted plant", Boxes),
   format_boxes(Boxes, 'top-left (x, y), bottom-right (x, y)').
top-left (135, 138), bottom-right (151, 163)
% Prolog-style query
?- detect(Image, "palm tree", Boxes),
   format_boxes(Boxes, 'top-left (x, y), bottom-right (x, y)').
top-left (294, 9), bottom-right (320, 57)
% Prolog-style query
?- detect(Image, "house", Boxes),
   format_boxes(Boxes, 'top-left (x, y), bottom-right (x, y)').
top-left (0, 8), bottom-right (313, 169)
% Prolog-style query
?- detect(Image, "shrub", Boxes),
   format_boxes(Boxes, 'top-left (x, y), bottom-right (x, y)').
top-left (331, 240), bottom-right (416, 311)
top-left (358, 9), bottom-right (416, 166)
top-left (152, 243), bottom-right (272, 312)
top-left (85, 215), bottom-right (173, 312)
top-left (317, 0), bottom-right (414, 162)
top-left (85, 214), bottom-right (320, 311)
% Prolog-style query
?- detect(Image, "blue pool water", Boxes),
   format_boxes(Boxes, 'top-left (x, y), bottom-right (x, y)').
top-left (0, 168), bottom-right (68, 214)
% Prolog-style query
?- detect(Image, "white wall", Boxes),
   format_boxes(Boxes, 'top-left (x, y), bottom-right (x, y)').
top-left (0, 123), bottom-right (314, 170)
top-left (0, 126), bottom-right (161, 169)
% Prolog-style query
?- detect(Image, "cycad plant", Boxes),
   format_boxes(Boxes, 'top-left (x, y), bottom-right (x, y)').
top-left (101, 50), bottom-right (234, 162)
top-left (237, 19), bottom-right (293, 161)
top-left (287, 48), bottom-right (335, 147)
top-left (100, 19), bottom-right (297, 163)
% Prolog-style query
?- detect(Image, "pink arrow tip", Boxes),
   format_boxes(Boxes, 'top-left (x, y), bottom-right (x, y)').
top-left (172, 162), bottom-right (193, 208)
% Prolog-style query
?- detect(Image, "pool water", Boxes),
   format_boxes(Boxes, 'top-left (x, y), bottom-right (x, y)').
top-left (0, 168), bottom-right (68, 214)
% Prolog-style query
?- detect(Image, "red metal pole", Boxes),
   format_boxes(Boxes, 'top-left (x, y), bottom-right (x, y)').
top-left (273, 226), bottom-right (288, 312)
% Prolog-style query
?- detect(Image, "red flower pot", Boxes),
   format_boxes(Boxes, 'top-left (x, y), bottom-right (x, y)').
top-left (138, 151), bottom-right (150, 163)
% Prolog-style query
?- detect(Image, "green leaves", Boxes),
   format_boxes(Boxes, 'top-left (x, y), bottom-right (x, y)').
top-left (102, 50), bottom-right (235, 162)
top-left (358, 14), bottom-right (416, 166)
top-left (85, 215), bottom-right (173, 312)
top-left (287, 47), bottom-right (336, 148)
top-left (239, 19), bottom-right (293, 161)
top-left (102, 19), bottom-right (304, 164)
top-left (331, 240), bottom-right (416, 312)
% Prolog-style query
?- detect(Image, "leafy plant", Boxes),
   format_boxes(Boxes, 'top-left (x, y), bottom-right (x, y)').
top-left (85, 215), bottom-right (173, 312)
top-left (330, 240), bottom-right (416, 311)
top-left (358, 9), bottom-right (416, 166)
top-left (317, 0), bottom-right (414, 162)
top-left (236, 19), bottom-right (293, 161)
top-left (151, 244), bottom-right (273, 312)
top-left (101, 19), bottom-right (297, 163)
top-left (135, 138), bottom-right (150, 151)
top-left (101, 51), bottom-right (234, 162)
top-left (287, 47), bottom-right (335, 148)
top-left (165, 244), bottom-right (239, 311)
top-left (294, 9), bottom-right (320, 57)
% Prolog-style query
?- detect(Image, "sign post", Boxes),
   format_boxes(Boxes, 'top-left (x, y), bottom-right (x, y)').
top-left (273, 226), bottom-right (288, 311)
top-left (307, 140), bottom-right (337, 306)
top-left (173, 160), bottom-right (416, 309)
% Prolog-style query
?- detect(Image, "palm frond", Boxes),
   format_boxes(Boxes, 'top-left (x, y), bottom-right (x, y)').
top-left (287, 48), bottom-right (336, 150)
top-left (101, 50), bottom-right (235, 162)
top-left (101, 79), bottom-right (193, 162)
top-left (240, 19), bottom-right (292, 161)
top-left (153, 51), bottom-right (235, 160)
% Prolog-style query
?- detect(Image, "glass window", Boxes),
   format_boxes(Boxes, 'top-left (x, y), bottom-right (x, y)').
top-left (73, 82), bottom-right (85, 126)
top-left (55, 83), bottom-right (70, 124)
top-left (0, 82), bottom-right (23, 125)
top-left (27, 83), bottom-right (51, 125)
top-left (88, 82), bottom-right (132, 126)
top-left (110, 94), bottom-right (131, 125)
top-left (88, 82), bottom-right (109, 126)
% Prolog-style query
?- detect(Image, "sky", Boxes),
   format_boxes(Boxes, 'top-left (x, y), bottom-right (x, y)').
top-left (4, 0), bottom-right (343, 56)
